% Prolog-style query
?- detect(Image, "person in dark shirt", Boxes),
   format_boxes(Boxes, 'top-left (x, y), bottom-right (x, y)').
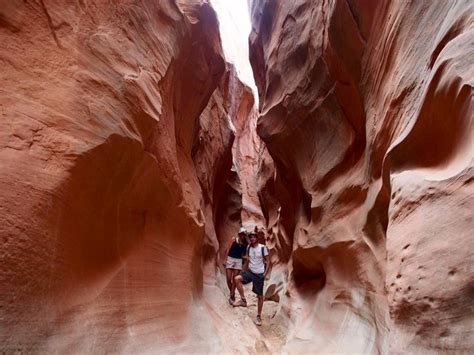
top-left (223, 227), bottom-right (247, 304)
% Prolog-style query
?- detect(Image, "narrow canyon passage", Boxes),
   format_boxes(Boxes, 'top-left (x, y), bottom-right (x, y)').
top-left (0, 0), bottom-right (473, 354)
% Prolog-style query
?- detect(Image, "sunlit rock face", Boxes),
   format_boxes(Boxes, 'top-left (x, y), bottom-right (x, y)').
top-left (0, 1), bottom-right (231, 352)
top-left (249, 0), bottom-right (473, 353)
top-left (1, 0), bottom-right (472, 352)
top-left (193, 65), bottom-right (244, 281)
top-left (228, 74), bottom-right (265, 230)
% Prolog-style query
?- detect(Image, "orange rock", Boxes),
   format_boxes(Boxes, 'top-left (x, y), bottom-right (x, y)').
top-left (1, 0), bottom-right (472, 353)
top-left (249, 0), bottom-right (473, 353)
top-left (0, 1), bottom-right (227, 352)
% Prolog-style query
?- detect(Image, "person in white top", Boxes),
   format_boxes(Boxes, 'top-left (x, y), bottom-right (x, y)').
top-left (232, 229), bottom-right (271, 326)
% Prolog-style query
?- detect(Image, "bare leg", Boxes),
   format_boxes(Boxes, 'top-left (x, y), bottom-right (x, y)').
top-left (226, 268), bottom-right (234, 295)
top-left (230, 269), bottom-right (239, 297)
top-left (257, 295), bottom-right (263, 316)
top-left (234, 275), bottom-right (246, 299)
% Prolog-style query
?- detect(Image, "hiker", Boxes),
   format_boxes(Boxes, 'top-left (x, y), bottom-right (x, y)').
top-left (224, 227), bottom-right (248, 304)
top-left (233, 229), bottom-right (271, 326)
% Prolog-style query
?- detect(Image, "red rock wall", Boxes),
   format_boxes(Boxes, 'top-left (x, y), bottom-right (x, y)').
top-left (0, 1), bottom-right (238, 352)
top-left (2, 0), bottom-right (472, 352)
top-left (193, 65), bottom-right (243, 281)
top-left (227, 71), bottom-right (265, 230)
top-left (250, 0), bottom-right (473, 353)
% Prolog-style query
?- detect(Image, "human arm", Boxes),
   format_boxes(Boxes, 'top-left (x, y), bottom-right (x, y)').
top-left (222, 237), bottom-right (234, 267)
top-left (242, 247), bottom-right (249, 271)
top-left (263, 249), bottom-right (271, 279)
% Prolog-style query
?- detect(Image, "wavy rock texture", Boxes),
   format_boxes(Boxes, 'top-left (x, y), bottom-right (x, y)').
top-left (197, 65), bottom-right (286, 353)
top-left (193, 66), bottom-right (239, 279)
top-left (0, 1), bottom-right (239, 352)
top-left (1, 0), bottom-right (472, 353)
top-left (229, 74), bottom-right (265, 230)
top-left (250, 0), bottom-right (473, 353)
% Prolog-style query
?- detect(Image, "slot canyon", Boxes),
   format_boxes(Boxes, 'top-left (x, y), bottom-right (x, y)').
top-left (0, 0), bottom-right (472, 353)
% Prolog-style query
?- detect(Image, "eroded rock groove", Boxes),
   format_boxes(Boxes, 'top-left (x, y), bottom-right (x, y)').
top-left (0, 0), bottom-right (472, 353)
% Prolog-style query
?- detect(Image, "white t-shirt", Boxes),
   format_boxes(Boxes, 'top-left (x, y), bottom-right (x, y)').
top-left (247, 243), bottom-right (269, 274)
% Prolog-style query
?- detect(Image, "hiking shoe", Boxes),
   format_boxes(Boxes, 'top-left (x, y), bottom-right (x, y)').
top-left (232, 298), bottom-right (247, 307)
top-left (254, 315), bottom-right (262, 326)
top-left (228, 295), bottom-right (235, 305)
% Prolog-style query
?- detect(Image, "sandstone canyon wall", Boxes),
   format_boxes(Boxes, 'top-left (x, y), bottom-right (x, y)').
top-left (0, 1), bottom-right (253, 352)
top-left (1, 0), bottom-right (473, 353)
top-left (249, 0), bottom-right (473, 353)
top-left (229, 75), bottom-right (265, 230)
top-left (194, 64), bottom-right (253, 279)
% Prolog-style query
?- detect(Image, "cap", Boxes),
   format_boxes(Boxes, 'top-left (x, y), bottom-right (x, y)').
top-left (238, 227), bottom-right (247, 235)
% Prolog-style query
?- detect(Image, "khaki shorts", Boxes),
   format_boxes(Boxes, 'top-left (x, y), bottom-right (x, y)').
top-left (225, 256), bottom-right (243, 270)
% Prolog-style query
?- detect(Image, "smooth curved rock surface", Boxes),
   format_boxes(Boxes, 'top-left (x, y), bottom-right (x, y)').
top-left (1, 0), bottom-right (472, 353)
top-left (229, 75), bottom-right (265, 230)
top-left (249, 0), bottom-right (473, 353)
top-left (0, 1), bottom-right (230, 352)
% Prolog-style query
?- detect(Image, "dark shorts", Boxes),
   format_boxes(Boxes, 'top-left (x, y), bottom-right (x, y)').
top-left (241, 271), bottom-right (264, 296)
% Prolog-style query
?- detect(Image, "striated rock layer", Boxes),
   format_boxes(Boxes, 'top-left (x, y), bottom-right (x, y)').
top-left (193, 65), bottom-right (240, 280)
top-left (1, 0), bottom-right (472, 353)
top-left (0, 1), bottom-right (246, 352)
top-left (249, 0), bottom-right (473, 353)
top-left (229, 73), bottom-right (266, 230)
